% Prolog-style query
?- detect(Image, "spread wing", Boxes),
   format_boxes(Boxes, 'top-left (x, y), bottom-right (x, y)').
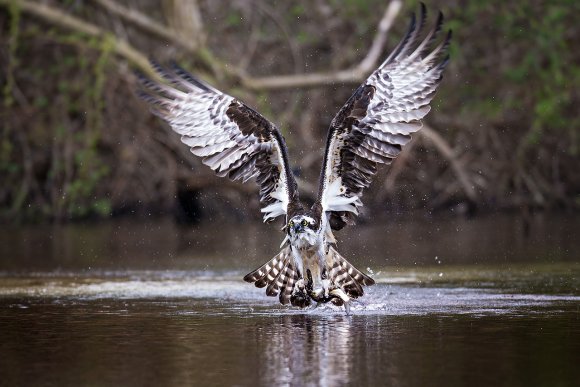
top-left (137, 62), bottom-right (299, 222)
top-left (317, 6), bottom-right (451, 230)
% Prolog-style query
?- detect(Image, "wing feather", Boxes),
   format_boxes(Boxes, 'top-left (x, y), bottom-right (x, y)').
top-left (316, 7), bottom-right (451, 230)
top-left (137, 62), bottom-right (300, 222)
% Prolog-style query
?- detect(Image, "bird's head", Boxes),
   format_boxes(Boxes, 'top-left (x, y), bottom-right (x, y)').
top-left (287, 215), bottom-right (317, 238)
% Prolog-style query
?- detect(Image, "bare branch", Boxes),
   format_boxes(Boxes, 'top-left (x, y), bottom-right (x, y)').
top-left (162, 0), bottom-right (206, 49)
top-left (92, 0), bottom-right (196, 51)
top-left (5, 0), bottom-right (403, 90)
top-left (255, 2), bottom-right (303, 74)
top-left (240, 68), bottom-right (365, 90)
top-left (239, 0), bottom-right (403, 89)
top-left (2, 0), bottom-right (157, 77)
top-left (419, 126), bottom-right (479, 203)
top-left (1, 0), bottom-right (222, 79)
top-left (357, 0), bottom-right (403, 74)
top-left (92, 0), bottom-right (220, 75)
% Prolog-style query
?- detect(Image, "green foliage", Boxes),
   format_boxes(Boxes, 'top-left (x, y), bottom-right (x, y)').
top-left (290, 4), bottom-right (306, 17)
top-left (445, 1), bottom-right (580, 159)
top-left (1, 18), bottom-right (114, 220)
top-left (498, 3), bottom-right (579, 155)
top-left (1, 1), bottom-right (21, 215)
top-left (59, 34), bottom-right (113, 219)
top-left (2, 0), bottom-right (580, 221)
top-left (225, 11), bottom-right (243, 27)
top-left (296, 30), bottom-right (312, 44)
top-left (336, 0), bottom-right (378, 18)
top-left (2, 0), bottom-right (19, 109)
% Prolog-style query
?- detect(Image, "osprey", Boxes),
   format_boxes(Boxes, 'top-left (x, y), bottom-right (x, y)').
top-left (138, 7), bottom-right (451, 312)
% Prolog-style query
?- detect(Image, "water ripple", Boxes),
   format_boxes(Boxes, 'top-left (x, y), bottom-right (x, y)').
top-left (1, 272), bottom-right (578, 316)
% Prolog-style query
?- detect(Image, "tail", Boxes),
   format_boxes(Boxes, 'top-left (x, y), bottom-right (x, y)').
top-left (244, 246), bottom-right (375, 308)
top-left (327, 246), bottom-right (375, 303)
top-left (243, 246), bottom-right (299, 305)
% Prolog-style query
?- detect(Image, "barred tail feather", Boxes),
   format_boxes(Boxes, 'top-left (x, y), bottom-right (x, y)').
top-left (328, 246), bottom-right (375, 299)
top-left (278, 261), bottom-right (299, 305)
top-left (265, 258), bottom-right (288, 297)
top-left (243, 247), bottom-right (299, 304)
top-left (243, 247), bottom-right (288, 286)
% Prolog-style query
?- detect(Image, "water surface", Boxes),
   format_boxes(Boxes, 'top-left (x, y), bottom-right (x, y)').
top-left (1, 214), bottom-right (579, 386)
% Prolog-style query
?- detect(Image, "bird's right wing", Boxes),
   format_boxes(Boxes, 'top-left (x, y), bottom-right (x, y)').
top-left (137, 62), bottom-right (300, 222)
top-left (316, 6), bottom-right (451, 230)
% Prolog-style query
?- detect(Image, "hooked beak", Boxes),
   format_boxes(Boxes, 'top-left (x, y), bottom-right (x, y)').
top-left (292, 223), bottom-right (304, 233)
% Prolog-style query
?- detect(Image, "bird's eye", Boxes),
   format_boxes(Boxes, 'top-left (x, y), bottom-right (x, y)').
top-left (289, 221), bottom-right (294, 228)
top-left (302, 219), bottom-right (308, 226)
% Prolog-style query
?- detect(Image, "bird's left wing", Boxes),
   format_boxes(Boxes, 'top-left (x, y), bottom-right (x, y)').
top-left (137, 62), bottom-right (299, 222)
top-left (317, 6), bottom-right (451, 230)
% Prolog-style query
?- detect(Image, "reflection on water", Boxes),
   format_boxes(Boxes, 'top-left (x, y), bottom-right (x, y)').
top-left (0, 214), bottom-right (579, 386)
top-left (1, 296), bottom-right (578, 386)
top-left (259, 315), bottom-right (353, 386)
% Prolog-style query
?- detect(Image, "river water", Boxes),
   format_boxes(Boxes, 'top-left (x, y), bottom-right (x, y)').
top-left (0, 214), bottom-right (578, 386)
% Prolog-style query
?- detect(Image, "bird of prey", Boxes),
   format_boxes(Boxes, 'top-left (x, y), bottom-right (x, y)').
top-left (137, 6), bottom-right (451, 312)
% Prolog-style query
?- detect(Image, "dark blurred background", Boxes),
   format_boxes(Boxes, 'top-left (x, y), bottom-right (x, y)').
top-left (1, 0), bottom-right (579, 224)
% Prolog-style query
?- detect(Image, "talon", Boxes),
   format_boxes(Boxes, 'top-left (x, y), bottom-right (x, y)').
top-left (329, 288), bottom-right (350, 303)
top-left (310, 288), bottom-right (324, 300)
top-left (293, 278), bottom-right (306, 294)
top-left (290, 288), bottom-right (311, 308)
top-left (344, 301), bottom-right (351, 316)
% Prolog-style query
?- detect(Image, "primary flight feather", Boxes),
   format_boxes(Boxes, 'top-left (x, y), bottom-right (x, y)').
top-left (138, 5), bottom-right (451, 312)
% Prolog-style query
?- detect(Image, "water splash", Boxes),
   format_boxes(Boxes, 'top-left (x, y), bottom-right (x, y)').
top-left (1, 268), bottom-right (577, 317)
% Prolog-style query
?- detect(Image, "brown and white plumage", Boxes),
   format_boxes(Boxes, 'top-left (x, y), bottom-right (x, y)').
top-left (137, 62), bottom-right (300, 222)
top-left (327, 246), bottom-right (374, 300)
top-left (318, 5), bottom-right (451, 230)
top-left (243, 246), bottom-right (299, 305)
top-left (137, 6), bottom-right (451, 312)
